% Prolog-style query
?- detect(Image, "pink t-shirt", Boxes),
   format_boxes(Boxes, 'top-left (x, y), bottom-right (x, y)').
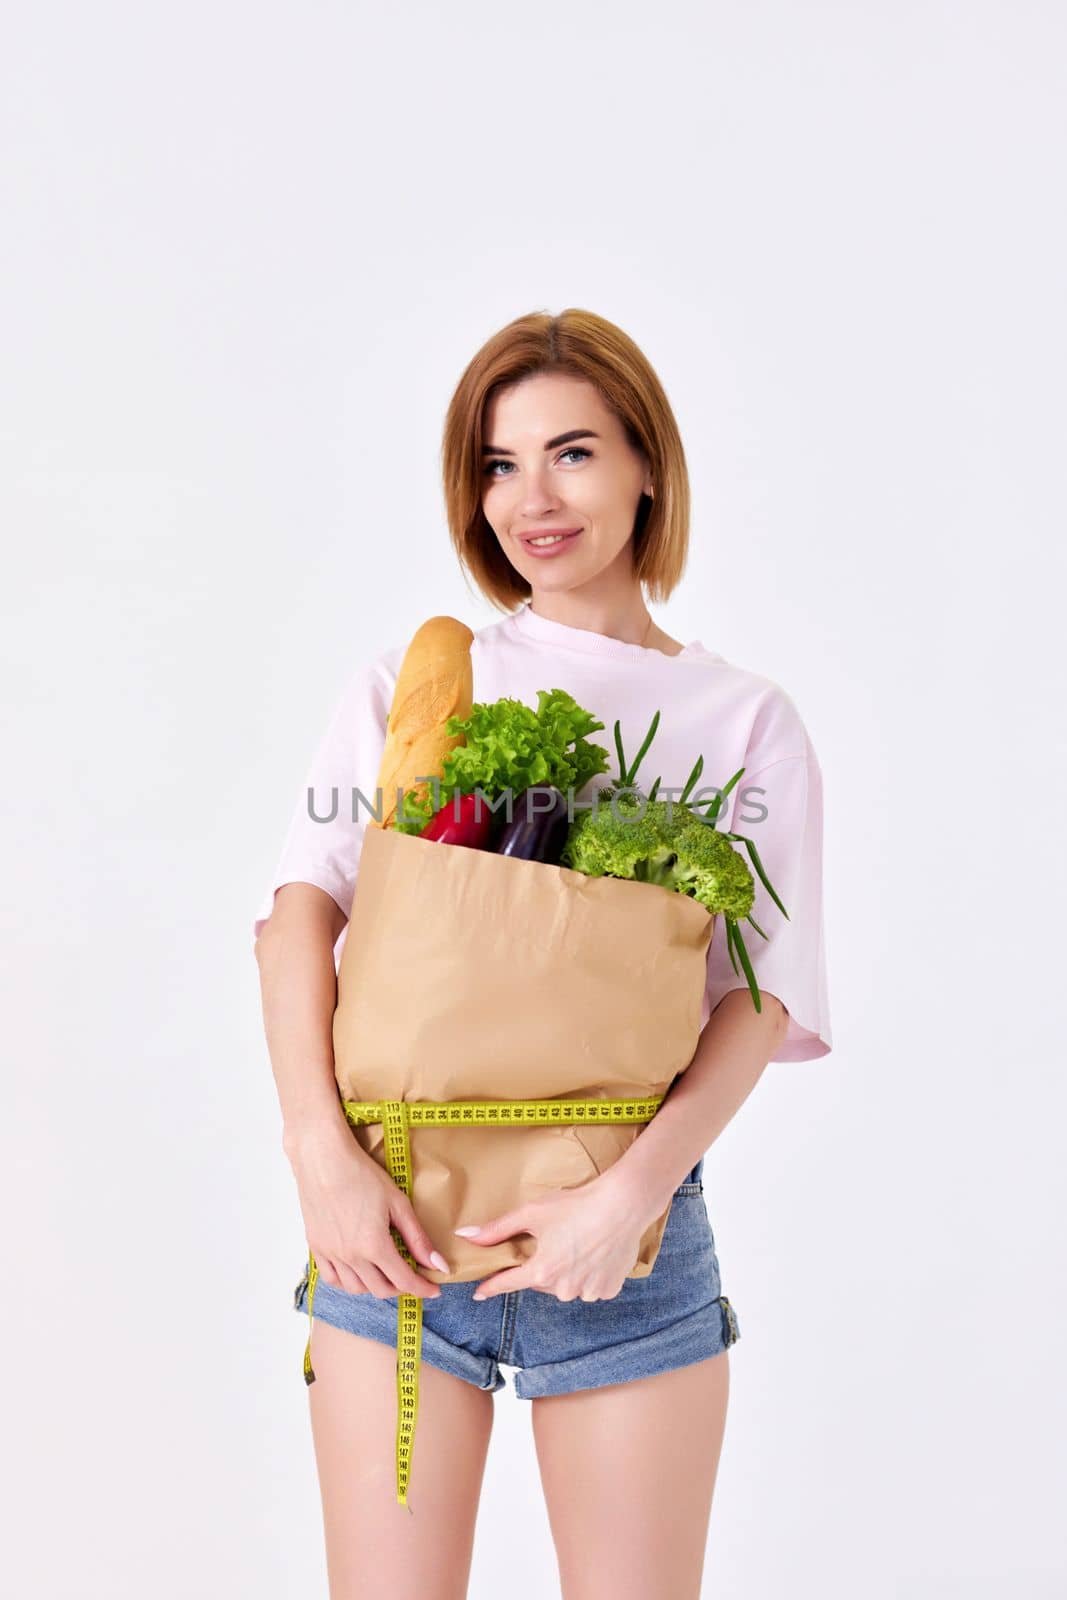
top-left (253, 602), bottom-right (832, 1063)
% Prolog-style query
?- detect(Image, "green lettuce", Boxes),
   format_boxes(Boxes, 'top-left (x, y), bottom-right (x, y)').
top-left (393, 688), bottom-right (611, 836)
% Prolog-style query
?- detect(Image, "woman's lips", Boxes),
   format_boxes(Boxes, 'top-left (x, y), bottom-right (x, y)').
top-left (519, 529), bottom-right (583, 558)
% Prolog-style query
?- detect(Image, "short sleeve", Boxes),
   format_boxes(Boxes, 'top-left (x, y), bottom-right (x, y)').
top-left (251, 658), bottom-right (394, 952)
top-left (701, 728), bottom-right (833, 1062)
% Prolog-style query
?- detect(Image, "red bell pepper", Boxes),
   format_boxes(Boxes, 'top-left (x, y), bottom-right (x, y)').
top-left (419, 791), bottom-right (495, 849)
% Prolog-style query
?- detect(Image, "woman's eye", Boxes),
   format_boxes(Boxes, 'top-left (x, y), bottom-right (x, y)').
top-left (485, 446), bottom-right (591, 478)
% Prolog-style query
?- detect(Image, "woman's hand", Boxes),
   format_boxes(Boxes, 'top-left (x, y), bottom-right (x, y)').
top-left (285, 1120), bottom-right (450, 1299)
top-left (455, 1170), bottom-right (652, 1303)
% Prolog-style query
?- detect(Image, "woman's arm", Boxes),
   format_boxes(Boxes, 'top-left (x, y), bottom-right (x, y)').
top-left (254, 883), bottom-right (354, 1165)
top-left (601, 988), bottom-right (790, 1223)
top-left (255, 882), bottom-right (449, 1293)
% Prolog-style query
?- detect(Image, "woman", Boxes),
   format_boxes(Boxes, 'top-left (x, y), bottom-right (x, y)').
top-left (253, 308), bottom-right (832, 1599)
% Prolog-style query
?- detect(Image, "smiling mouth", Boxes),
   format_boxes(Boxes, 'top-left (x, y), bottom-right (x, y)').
top-left (520, 529), bottom-right (582, 548)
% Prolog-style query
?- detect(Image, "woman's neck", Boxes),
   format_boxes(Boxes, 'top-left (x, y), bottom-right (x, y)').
top-left (526, 594), bottom-right (664, 651)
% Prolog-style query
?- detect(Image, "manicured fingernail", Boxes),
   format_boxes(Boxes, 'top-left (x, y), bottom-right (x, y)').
top-left (430, 1251), bottom-right (449, 1271)
top-left (454, 1225), bottom-right (480, 1237)
top-left (472, 1292), bottom-right (485, 1301)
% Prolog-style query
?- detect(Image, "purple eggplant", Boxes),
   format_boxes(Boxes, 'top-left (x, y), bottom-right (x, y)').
top-left (494, 785), bottom-right (571, 863)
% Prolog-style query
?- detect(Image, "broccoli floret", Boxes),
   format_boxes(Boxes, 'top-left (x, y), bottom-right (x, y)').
top-left (669, 816), bottom-right (756, 919)
top-left (561, 791), bottom-right (754, 915)
top-left (561, 794), bottom-right (675, 885)
top-left (563, 793), bottom-right (755, 921)
top-left (644, 793), bottom-right (701, 845)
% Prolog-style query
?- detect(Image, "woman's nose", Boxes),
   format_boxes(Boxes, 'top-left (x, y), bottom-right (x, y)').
top-left (519, 475), bottom-right (563, 514)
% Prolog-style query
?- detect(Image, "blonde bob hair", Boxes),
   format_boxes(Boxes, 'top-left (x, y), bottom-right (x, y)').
top-left (441, 308), bottom-right (691, 613)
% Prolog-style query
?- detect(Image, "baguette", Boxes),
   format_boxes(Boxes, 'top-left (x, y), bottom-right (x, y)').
top-left (371, 615), bottom-right (474, 829)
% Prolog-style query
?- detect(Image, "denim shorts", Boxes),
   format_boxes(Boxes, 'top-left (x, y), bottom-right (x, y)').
top-left (291, 1156), bottom-right (740, 1399)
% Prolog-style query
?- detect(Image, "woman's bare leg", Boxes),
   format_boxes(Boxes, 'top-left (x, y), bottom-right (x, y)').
top-left (530, 1350), bottom-right (730, 1600)
top-left (306, 1319), bottom-right (495, 1600)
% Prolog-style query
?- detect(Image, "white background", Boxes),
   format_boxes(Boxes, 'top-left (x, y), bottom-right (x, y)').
top-left (4, 3), bottom-right (1065, 1596)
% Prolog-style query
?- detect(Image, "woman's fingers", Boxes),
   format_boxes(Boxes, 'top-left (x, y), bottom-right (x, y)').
top-left (374, 1244), bottom-right (442, 1299)
top-left (310, 1245), bottom-right (440, 1300)
top-left (332, 1259), bottom-right (368, 1294)
top-left (389, 1199), bottom-right (449, 1275)
top-left (353, 1261), bottom-right (393, 1296)
top-left (314, 1253), bottom-right (341, 1289)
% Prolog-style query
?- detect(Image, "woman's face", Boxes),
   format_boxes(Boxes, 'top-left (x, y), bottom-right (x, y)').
top-left (481, 373), bottom-right (653, 597)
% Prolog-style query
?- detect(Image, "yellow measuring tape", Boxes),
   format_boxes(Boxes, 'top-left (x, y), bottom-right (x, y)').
top-left (300, 1094), bottom-right (666, 1510)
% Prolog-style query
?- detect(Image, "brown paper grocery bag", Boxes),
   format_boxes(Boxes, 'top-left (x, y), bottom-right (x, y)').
top-left (332, 825), bottom-right (714, 1285)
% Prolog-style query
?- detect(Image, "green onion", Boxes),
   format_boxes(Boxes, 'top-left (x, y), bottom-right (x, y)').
top-left (680, 753), bottom-right (704, 805)
top-left (701, 766), bottom-right (745, 823)
top-left (725, 918), bottom-right (740, 977)
top-left (613, 719), bottom-right (627, 783)
top-left (724, 832), bottom-right (790, 919)
top-left (729, 920), bottom-right (762, 1012)
top-left (625, 710), bottom-right (661, 786)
